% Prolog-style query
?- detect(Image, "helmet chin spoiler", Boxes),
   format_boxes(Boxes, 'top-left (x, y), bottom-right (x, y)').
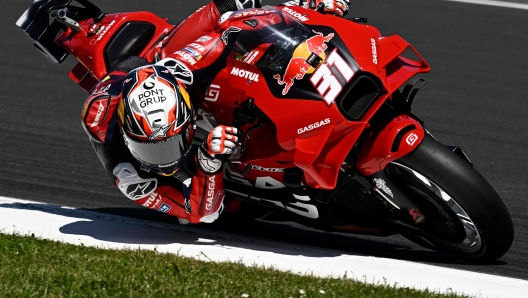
top-left (123, 132), bottom-right (192, 175)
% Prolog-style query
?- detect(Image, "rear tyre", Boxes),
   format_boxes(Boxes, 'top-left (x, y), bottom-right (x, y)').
top-left (389, 134), bottom-right (514, 260)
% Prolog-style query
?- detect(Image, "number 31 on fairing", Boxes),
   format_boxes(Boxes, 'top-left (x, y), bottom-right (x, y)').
top-left (310, 49), bottom-right (354, 106)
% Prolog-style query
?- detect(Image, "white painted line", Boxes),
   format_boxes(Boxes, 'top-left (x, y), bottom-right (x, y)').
top-left (445, 0), bottom-right (528, 10)
top-left (1, 196), bottom-right (527, 298)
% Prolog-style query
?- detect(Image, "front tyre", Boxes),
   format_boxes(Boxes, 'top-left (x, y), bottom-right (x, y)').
top-left (390, 134), bottom-right (514, 260)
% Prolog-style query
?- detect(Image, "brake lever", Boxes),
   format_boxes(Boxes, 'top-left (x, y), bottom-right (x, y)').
top-left (51, 9), bottom-right (83, 33)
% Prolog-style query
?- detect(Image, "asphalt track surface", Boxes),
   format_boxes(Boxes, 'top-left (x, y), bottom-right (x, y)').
top-left (2, 0), bottom-right (528, 281)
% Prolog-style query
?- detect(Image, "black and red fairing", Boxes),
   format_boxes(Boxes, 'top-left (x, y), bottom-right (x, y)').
top-left (235, 28), bottom-right (361, 102)
top-left (203, 6), bottom-right (430, 189)
top-left (17, 0), bottom-right (174, 92)
top-left (224, 6), bottom-right (429, 105)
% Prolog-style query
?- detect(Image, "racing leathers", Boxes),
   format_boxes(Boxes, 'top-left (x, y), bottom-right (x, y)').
top-left (81, 0), bottom-right (348, 224)
top-left (82, 66), bottom-right (230, 224)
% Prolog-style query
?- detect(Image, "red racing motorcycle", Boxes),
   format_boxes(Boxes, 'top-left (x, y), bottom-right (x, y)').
top-left (17, 0), bottom-right (514, 260)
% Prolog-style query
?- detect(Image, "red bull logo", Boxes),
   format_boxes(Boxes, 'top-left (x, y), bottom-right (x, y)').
top-left (306, 31), bottom-right (334, 55)
top-left (273, 30), bottom-right (334, 95)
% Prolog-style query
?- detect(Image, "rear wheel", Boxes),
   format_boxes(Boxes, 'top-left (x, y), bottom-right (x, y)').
top-left (388, 134), bottom-right (514, 260)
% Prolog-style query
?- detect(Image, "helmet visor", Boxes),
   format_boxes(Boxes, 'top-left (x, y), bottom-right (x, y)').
top-left (123, 132), bottom-right (192, 172)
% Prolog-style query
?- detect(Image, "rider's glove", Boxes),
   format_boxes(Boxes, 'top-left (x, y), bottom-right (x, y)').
top-left (310, 0), bottom-right (349, 17)
top-left (197, 126), bottom-right (239, 174)
top-left (235, 0), bottom-right (262, 10)
top-left (283, 0), bottom-right (349, 17)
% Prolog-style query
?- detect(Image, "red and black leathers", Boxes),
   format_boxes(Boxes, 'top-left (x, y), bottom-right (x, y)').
top-left (80, 0), bottom-right (249, 224)
top-left (81, 69), bottom-right (225, 223)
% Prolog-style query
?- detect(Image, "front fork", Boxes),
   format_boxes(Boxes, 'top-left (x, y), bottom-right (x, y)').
top-left (355, 117), bottom-right (473, 235)
top-left (354, 114), bottom-right (427, 234)
top-left (369, 168), bottom-right (424, 236)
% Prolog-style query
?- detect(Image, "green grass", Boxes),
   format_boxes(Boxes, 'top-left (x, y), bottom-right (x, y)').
top-left (0, 233), bottom-right (468, 298)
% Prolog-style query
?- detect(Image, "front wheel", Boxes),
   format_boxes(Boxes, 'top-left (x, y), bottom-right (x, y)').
top-left (388, 134), bottom-right (514, 260)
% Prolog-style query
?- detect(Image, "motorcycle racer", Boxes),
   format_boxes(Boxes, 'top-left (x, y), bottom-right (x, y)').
top-left (81, 0), bottom-right (349, 224)
top-left (83, 62), bottom-right (239, 224)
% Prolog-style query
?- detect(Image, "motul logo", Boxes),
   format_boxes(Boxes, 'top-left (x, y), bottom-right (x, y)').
top-left (174, 50), bottom-right (197, 65)
top-left (206, 176), bottom-right (215, 210)
top-left (230, 67), bottom-right (259, 82)
top-left (143, 192), bottom-right (161, 208)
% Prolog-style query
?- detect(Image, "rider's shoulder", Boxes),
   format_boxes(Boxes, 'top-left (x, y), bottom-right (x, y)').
top-left (91, 74), bottom-right (127, 97)
top-left (81, 76), bottom-right (124, 142)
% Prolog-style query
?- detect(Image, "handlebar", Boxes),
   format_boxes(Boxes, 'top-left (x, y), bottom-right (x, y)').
top-left (51, 9), bottom-right (83, 33)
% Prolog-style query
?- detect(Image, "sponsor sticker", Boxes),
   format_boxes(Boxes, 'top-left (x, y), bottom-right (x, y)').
top-left (156, 58), bottom-right (193, 85)
top-left (158, 203), bottom-right (172, 213)
top-left (373, 178), bottom-right (394, 198)
top-left (205, 176), bottom-right (216, 211)
top-left (94, 20), bottom-right (116, 43)
top-left (184, 197), bottom-right (192, 213)
top-left (310, 49), bottom-right (354, 106)
top-left (251, 165), bottom-right (284, 172)
top-left (143, 192), bottom-right (163, 209)
top-left (274, 30), bottom-right (334, 95)
top-left (133, 87), bottom-right (168, 109)
top-left (204, 84), bottom-right (221, 102)
top-left (188, 43), bottom-right (206, 53)
top-left (230, 67), bottom-right (259, 82)
top-left (282, 7), bottom-right (309, 22)
top-left (409, 208), bottom-right (424, 223)
top-left (88, 23), bottom-right (104, 36)
top-left (182, 47), bottom-right (203, 60)
top-left (92, 84), bottom-right (111, 95)
top-left (406, 133), bottom-right (419, 146)
top-left (243, 51), bottom-right (259, 64)
top-left (233, 9), bottom-right (274, 18)
top-left (174, 50), bottom-right (197, 65)
top-left (126, 181), bottom-right (156, 200)
top-left (221, 27), bottom-right (241, 45)
top-left (149, 122), bottom-right (174, 141)
top-left (371, 38), bottom-right (378, 65)
top-left (90, 101), bottom-right (106, 128)
top-left (157, 58), bottom-right (193, 85)
top-left (297, 118), bottom-right (331, 134)
top-left (196, 35), bottom-right (212, 43)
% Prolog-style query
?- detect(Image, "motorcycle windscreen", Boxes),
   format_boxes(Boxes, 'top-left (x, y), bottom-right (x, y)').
top-left (230, 7), bottom-right (312, 72)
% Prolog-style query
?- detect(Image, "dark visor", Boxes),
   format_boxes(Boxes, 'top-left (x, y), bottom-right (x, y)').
top-left (123, 133), bottom-right (192, 171)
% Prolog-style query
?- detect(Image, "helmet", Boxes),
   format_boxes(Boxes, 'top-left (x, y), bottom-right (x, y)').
top-left (118, 65), bottom-right (194, 176)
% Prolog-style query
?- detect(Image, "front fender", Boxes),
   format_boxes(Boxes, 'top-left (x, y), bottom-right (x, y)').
top-left (356, 115), bottom-right (424, 176)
